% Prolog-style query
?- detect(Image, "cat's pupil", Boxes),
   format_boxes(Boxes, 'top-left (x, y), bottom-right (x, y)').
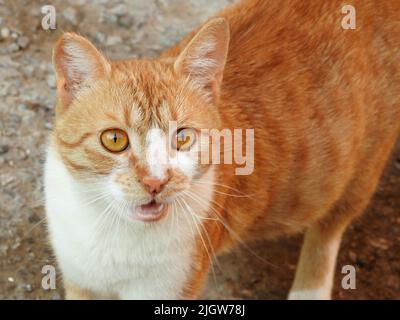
top-left (113, 133), bottom-right (117, 143)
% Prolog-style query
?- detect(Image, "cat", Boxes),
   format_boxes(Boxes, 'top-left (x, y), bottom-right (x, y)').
top-left (45, 0), bottom-right (400, 299)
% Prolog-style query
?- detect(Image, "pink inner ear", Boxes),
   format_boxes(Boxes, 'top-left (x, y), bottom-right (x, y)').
top-left (55, 78), bottom-right (72, 108)
top-left (182, 44), bottom-right (226, 101)
top-left (175, 19), bottom-right (229, 101)
top-left (183, 37), bottom-right (221, 81)
top-left (53, 33), bottom-right (111, 111)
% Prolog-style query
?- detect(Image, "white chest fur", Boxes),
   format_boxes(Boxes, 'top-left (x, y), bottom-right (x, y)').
top-left (44, 147), bottom-right (212, 299)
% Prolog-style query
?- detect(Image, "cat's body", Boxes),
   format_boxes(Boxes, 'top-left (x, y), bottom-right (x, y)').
top-left (45, 0), bottom-right (400, 299)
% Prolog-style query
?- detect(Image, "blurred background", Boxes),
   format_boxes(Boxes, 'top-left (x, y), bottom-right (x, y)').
top-left (0, 0), bottom-right (399, 299)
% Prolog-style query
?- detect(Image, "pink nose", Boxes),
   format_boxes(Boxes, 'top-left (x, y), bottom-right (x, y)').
top-left (142, 176), bottom-right (168, 194)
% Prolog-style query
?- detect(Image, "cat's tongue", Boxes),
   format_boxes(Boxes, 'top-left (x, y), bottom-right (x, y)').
top-left (131, 200), bottom-right (166, 222)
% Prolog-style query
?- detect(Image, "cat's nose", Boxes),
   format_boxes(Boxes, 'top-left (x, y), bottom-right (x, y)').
top-left (142, 176), bottom-right (168, 195)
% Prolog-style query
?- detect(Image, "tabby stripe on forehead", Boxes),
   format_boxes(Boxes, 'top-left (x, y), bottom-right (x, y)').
top-left (56, 132), bottom-right (93, 148)
top-left (105, 112), bottom-right (121, 123)
top-left (123, 106), bottom-right (132, 127)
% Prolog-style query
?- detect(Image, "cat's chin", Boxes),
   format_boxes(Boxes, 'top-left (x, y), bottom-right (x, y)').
top-left (129, 200), bottom-right (168, 222)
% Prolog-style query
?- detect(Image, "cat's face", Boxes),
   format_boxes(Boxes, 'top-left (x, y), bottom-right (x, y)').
top-left (52, 19), bottom-right (229, 222)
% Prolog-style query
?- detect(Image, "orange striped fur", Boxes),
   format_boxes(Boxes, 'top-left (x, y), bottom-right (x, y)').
top-left (50, 0), bottom-right (400, 299)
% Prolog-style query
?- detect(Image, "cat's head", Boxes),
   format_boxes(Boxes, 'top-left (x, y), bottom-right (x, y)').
top-left (51, 18), bottom-right (230, 222)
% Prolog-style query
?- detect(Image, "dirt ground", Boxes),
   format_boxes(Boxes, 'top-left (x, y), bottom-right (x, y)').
top-left (0, 0), bottom-right (399, 300)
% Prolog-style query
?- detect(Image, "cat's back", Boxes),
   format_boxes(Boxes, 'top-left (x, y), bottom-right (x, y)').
top-left (221, 0), bottom-right (400, 119)
top-left (163, 0), bottom-right (400, 123)
top-left (218, 0), bottom-right (400, 156)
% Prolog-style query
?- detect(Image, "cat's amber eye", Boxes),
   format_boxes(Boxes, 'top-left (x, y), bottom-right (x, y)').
top-left (172, 128), bottom-right (197, 151)
top-left (100, 129), bottom-right (129, 153)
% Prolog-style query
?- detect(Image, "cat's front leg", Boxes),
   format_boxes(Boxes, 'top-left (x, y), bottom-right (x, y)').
top-left (288, 221), bottom-right (344, 300)
top-left (288, 172), bottom-right (381, 300)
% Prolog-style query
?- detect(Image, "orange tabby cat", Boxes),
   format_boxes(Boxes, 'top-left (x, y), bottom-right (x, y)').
top-left (45, 0), bottom-right (400, 299)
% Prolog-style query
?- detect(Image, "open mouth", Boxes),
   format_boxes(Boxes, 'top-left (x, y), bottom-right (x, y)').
top-left (130, 200), bottom-right (167, 222)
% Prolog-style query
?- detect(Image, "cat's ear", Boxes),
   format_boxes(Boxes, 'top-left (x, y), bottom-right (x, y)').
top-left (174, 18), bottom-right (230, 101)
top-left (53, 33), bottom-right (111, 110)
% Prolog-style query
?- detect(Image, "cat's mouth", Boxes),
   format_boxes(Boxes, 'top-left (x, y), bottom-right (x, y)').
top-left (130, 200), bottom-right (167, 222)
